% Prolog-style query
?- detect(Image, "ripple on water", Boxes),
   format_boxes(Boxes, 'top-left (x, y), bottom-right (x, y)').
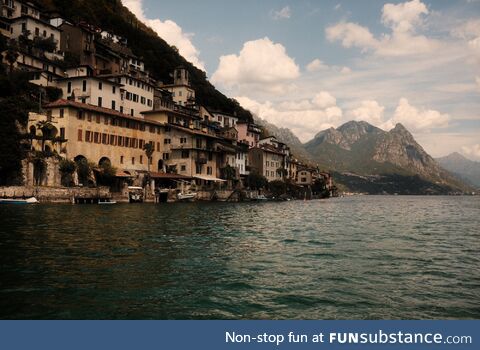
top-left (0, 196), bottom-right (479, 319)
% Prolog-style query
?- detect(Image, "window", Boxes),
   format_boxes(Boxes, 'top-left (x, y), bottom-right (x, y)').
top-left (67, 82), bottom-right (72, 93)
top-left (59, 109), bottom-right (64, 118)
top-left (120, 156), bottom-right (124, 164)
top-left (196, 139), bottom-right (202, 149)
top-left (207, 167), bottom-right (212, 175)
top-left (181, 150), bottom-right (189, 159)
top-left (130, 109), bottom-right (134, 116)
top-left (96, 114), bottom-right (101, 123)
top-left (60, 128), bottom-right (65, 139)
top-left (140, 156), bottom-right (143, 164)
top-left (98, 97), bottom-right (102, 107)
top-left (35, 27), bottom-right (39, 36)
top-left (111, 100), bottom-right (116, 110)
top-left (164, 139), bottom-right (171, 144)
top-left (180, 137), bottom-right (187, 144)
top-left (178, 91), bottom-right (182, 97)
top-left (112, 86), bottom-right (116, 94)
top-left (157, 142), bottom-right (160, 152)
top-left (104, 117), bottom-right (109, 125)
top-left (77, 129), bottom-right (83, 141)
top-left (98, 82), bottom-right (102, 90)
top-left (77, 111), bottom-right (84, 120)
top-left (82, 80), bottom-right (87, 92)
top-left (195, 164), bottom-right (202, 174)
top-left (162, 153), bottom-right (170, 160)
top-left (120, 106), bottom-right (123, 114)
top-left (118, 136), bottom-right (123, 146)
top-left (124, 137), bottom-right (130, 147)
top-left (110, 135), bottom-right (116, 145)
top-left (180, 165), bottom-right (186, 172)
top-left (94, 132), bottom-right (100, 143)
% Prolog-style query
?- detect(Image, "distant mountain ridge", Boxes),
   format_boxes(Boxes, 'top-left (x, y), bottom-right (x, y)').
top-left (304, 121), bottom-right (470, 194)
top-left (436, 153), bottom-right (480, 189)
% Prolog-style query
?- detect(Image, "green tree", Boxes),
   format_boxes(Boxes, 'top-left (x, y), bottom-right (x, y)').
top-left (59, 158), bottom-right (76, 187)
top-left (221, 164), bottom-right (236, 181)
top-left (143, 142), bottom-right (154, 182)
top-left (268, 180), bottom-right (287, 197)
top-left (76, 158), bottom-right (92, 186)
top-left (4, 40), bottom-right (19, 75)
top-left (246, 171), bottom-right (267, 190)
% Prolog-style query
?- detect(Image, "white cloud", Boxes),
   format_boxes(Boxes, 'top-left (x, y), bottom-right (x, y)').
top-left (334, 4), bottom-right (342, 11)
top-left (236, 93), bottom-right (343, 142)
top-left (350, 100), bottom-right (385, 125)
top-left (211, 37), bottom-right (300, 94)
top-left (306, 59), bottom-right (328, 72)
top-left (326, 0), bottom-right (440, 56)
top-left (326, 22), bottom-right (379, 51)
top-left (476, 76), bottom-right (480, 93)
top-left (122, 0), bottom-right (205, 70)
top-left (381, 0), bottom-right (428, 34)
top-left (461, 144), bottom-right (480, 159)
top-left (312, 91), bottom-right (337, 109)
top-left (382, 98), bottom-right (450, 131)
top-left (271, 6), bottom-right (291, 20)
top-left (340, 66), bottom-right (352, 74)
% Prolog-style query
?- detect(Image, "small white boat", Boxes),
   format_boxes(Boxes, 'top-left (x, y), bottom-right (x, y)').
top-left (0, 197), bottom-right (39, 204)
top-left (177, 192), bottom-right (197, 201)
top-left (255, 194), bottom-right (268, 201)
top-left (98, 199), bottom-right (117, 205)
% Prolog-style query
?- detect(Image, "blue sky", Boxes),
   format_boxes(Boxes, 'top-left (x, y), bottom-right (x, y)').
top-left (123, 0), bottom-right (480, 159)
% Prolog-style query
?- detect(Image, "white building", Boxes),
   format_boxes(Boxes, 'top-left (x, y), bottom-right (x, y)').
top-left (56, 76), bottom-right (123, 112)
top-left (161, 67), bottom-right (195, 107)
top-left (11, 16), bottom-right (62, 53)
top-left (1, 0), bottom-right (40, 20)
top-left (101, 74), bottom-right (155, 118)
top-left (211, 111), bottom-right (238, 129)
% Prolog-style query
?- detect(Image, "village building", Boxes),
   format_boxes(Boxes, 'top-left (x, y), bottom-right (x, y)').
top-left (58, 21), bottom-right (98, 68)
top-left (211, 110), bottom-right (238, 128)
top-left (160, 66), bottom-right (195, 108)
top-left (236, 120), bottom-right (261, 148)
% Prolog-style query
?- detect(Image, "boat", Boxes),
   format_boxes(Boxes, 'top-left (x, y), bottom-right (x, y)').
top-left (0, 197), bottom-right (39, 204)
top-left (128, 186), bottom-right (144, 203)
top-left (98, 198), bottom-right (117, 205)
top-left (255, 194), bottom-right (268, 201)
top-left (177, 192), bottom-right (197, 201)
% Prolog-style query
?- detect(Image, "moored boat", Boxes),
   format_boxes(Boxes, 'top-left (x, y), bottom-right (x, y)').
top-left (0, 197), bottom-right (39, 204)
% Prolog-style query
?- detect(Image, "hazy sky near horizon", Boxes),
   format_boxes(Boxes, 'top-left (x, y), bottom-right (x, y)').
top-left (123, 0), bottom-right (480, 159)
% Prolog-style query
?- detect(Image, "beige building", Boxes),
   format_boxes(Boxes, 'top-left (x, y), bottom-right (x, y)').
top-left (249, 145), bottom-right (286, 182)
top-left (1, 0), bottom-right (40, 20)
top-left (29, 99), bottom-right (165, 175)
top-left (161, 67), bottom-right (195, 107)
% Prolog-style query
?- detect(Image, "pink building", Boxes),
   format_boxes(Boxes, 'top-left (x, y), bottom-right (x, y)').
top-left (236, 121), bottom-right (262, 148)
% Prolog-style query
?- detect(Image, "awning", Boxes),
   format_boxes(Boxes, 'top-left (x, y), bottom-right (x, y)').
top-left (115, 170), bottom-right (134, 178)
top-left (194, 175), bottom-right (227, 182)
top-left (150, 172), bottom-right (192, 180)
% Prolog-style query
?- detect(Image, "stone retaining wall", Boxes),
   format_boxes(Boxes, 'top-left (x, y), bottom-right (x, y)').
top-left (0, 186), bottom-right (111, 203)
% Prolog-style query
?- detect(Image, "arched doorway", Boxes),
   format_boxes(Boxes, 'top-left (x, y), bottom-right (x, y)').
top-left (99, 157), bottom-right (111, 167)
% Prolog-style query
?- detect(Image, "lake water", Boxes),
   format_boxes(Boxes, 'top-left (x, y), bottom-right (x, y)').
top-left (0, 196), bottom-right (479, 319)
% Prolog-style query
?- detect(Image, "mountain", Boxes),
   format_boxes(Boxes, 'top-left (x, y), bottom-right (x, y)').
top-left (33, 0), bottom-right (253, 121)
top-left (254, 117), bottom-right (313, 163)
top-left (436, 153), bottom-right (480, 189)
top-left (304, 121), bottom-right (471, 194)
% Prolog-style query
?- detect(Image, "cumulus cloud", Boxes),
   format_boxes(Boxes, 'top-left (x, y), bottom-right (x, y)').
top-left (326, 0), bottom-right (439, 56)
top-left (306, 59), bottom-right (328, 72)
top-left (271, 6), bottom-right (291, 20)
top-left (350, 100), bottom-right (385, 125)
top-left (211, 37), bottom-right (300, 93)
top-left (236, 93), bottom-right (343, 142)
top-left (382, 98), bottom-right (450, 131)
top-left (461, 144), bottom-right (480, 159)
top-left (122, 0), bottom-right (205, 70)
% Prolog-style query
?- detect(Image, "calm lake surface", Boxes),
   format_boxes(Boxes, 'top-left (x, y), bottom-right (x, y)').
top-left (1, 196), bottom-right (479, 319)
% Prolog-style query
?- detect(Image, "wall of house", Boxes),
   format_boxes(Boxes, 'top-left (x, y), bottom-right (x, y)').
top-left (1, 1), bottom-right (40, 19)
top-left (114, 76), bottom-right (154, 118)
top-left (11, 17), bottom-right (61, 51)
top-left (28, 109), bottom-right (165, 173)
top-left (297, 170), bottom-right (313, 186)
top-left (57, 78), bottom-right (122, 111)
